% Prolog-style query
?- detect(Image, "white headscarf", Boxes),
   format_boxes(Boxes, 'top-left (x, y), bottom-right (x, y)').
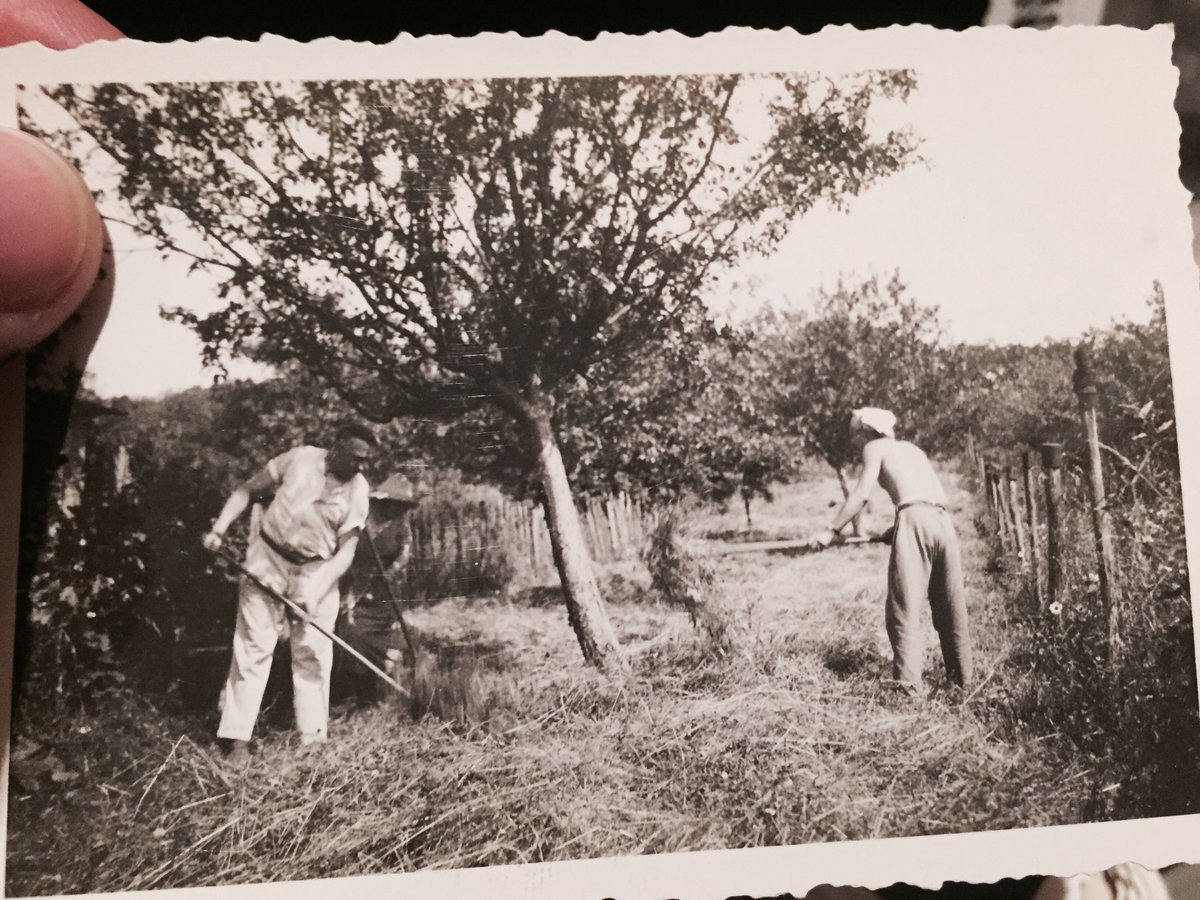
top-left (850, 407), bottom-right (897, 438)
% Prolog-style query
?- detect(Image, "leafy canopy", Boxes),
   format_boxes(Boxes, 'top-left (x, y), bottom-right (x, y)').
top-left (763, 272), bottom-right (953, 473)
top-left (33, 73), bottom-right (918, 423)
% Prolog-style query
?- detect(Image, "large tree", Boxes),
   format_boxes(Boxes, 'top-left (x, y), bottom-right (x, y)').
top-left (28, 73), bottom-right (919, 671)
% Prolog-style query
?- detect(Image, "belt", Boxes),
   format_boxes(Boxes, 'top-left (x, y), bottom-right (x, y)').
top-left (260, 529), bottom-right (319, 566)
top-left (895, 500), bottom-right (947, 513)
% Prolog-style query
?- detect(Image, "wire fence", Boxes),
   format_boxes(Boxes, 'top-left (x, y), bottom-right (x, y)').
top-left (964, 345), bottom-right (1124, 667)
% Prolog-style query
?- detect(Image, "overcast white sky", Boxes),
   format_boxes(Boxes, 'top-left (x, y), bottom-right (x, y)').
top-left (58, 55), bottom-right (1198, 399)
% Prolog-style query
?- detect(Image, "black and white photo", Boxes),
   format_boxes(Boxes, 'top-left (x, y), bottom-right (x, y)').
top-left (4, 25), bottom-right (1200, 900)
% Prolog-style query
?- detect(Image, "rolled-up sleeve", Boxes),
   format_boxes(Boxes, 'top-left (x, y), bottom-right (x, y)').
top-left (265, 448), bottom-right (298, 485)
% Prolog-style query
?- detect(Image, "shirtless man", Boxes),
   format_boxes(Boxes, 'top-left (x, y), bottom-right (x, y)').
top-left (807, 408), bottom-right (972, 693)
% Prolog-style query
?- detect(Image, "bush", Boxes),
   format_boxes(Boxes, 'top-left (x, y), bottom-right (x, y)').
top-left (964, 288), bottom-right (1198, 818)
top-left (17, 393), bottom-right (186, 717)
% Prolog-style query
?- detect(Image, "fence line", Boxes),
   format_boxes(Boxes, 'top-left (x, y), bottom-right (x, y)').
top-left (1021, 450), bottom-right (1044, 610)
top-left (396, 491), bottom-right (653, 598)
top-left (964, 346), bottom-right (1122, 669)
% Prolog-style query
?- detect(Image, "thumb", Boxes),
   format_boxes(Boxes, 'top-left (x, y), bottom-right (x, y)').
top-left (0, 128), bottom-right (109, 360)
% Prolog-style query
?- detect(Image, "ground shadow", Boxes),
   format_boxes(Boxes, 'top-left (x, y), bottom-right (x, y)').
top-left (824, 641), bottom-right (884, 679)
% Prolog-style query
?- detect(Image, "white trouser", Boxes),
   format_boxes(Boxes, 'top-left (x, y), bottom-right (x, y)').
top-left (217, 538), bottom-right (340, 743)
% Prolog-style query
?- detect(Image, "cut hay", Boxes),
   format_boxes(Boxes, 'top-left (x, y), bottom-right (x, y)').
top-left (643, 508), bottom-right (743, 658)
top-left (406, 652), bottom-right (502, 731)
top-left (5, 631), bottom-right (1090, 895)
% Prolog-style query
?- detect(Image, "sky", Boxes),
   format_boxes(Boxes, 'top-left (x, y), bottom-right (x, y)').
top-left (37, 53), bottom-right (1198, 399)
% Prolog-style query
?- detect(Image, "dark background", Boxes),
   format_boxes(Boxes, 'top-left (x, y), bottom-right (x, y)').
top-left (79, 2), bottom-right (990, 42)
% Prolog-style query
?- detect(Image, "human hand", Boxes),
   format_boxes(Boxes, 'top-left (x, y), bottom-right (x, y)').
top-left (291, 586), bottom-right (325, 618)
top-left (0, 0), bottom-right (121, 361)
top-left (202, 531), bottom-right (225, 553)
top-left (806, 528), bottom-right (838, 551)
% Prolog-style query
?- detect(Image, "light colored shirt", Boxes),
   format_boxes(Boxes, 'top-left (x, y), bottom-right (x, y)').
top-left (259, 446), bottom-right (369, 561)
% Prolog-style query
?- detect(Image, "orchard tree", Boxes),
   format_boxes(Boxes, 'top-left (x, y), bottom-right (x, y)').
top-left (766, 272), bottom-right (956, 501)
top-left (555, 322), bottom-right (796, 527)
top-left (29, 73), bottom-right (919, 671)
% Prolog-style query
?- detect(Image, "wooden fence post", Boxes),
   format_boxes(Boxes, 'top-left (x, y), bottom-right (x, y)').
top-left (988, 464), bottom-right (1014, 554)
top-left (527, 504), bottom-right (539, 572)
top-left (453, 510), bottom-right (465, 570)
top-left (1073, 344), bottom-right (1121, 664)
top-left (586, 499), bottom-right (604, 561)
top-left (1040, 443), bottom-right (1065, 613)
top-left (1022, 450), bottom-right (1045, 611)
top-left (984, 462), bottom-right (997, 519)
top-left (1006, 465), bottom-right (1029, 568)
top-left (606, 496), bottom-right (621, 556)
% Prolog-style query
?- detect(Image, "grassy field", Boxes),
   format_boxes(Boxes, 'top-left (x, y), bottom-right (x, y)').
top-left (6, 465), bottom-right (1117, 894)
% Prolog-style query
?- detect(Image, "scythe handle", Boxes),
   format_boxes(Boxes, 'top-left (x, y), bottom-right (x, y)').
top-left (210, 546), bottom-right (410, 699)
top-left (363, 528), bottom-right (422, 665)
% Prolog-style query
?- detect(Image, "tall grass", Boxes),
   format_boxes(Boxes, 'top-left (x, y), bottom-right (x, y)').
top-left (5, 632), bottom-right (1088, 896)
top-left (8, 471), bottom-right (1167, 896)
top-left (966, 457), bottom-right (1199, 819)
top-left (7, 561), bottom-right (1094, 896)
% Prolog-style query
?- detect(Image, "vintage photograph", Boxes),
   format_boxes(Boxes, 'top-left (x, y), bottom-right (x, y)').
top-left (6, 27), bottom-right (1200, 898)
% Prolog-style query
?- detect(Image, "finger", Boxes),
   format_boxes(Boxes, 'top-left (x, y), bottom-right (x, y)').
top-left (0, 0), bottom-right (122, 358)
top-left (0, 0), bottom-right (122, 50)
top-left (23, 228), bottom-right (114, 386)
top-left (0, 129), bottom-right (109, 360)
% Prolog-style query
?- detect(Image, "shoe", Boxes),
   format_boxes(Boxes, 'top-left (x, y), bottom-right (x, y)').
top-left (221, 739), bottom-right (252, 767)
top-left (298, 731), bottom-right (327, 750)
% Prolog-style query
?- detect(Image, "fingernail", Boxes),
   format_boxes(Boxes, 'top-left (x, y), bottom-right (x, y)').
top-left (0, 128), bottom-right (104, 351)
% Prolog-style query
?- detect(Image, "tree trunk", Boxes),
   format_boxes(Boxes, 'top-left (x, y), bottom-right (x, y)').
top-left (743, 492), bottom-right (753, 530)
top-left (514, 395), bottom-right (627, 674)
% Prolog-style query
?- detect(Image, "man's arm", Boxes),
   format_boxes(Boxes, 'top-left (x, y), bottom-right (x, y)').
top-left (830, 443), bottom-right (884, 533)
top-left (296, 533), bottom-right (361, 610)
top-left (202, 468), bottom-right (275, 551)
top-left (807, 442), bottom-right (885, 549)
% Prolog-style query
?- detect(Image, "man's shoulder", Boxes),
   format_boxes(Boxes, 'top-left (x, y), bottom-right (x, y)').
top-left (863, 437), bottom-right (894, 457)
top-left (865, 437), bottom-right (930, 465)
top-left (271, 445), bottom-right (324, 474)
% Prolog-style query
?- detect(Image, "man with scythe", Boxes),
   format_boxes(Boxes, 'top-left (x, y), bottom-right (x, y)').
top-left (807, 408), bottom-right (972, 695)
top-left (202, 424), bottom-right (376, 764)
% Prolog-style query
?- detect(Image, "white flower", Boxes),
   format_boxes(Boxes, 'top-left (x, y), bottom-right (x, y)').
top-left (1048, 602), bottom-right (1063, 616)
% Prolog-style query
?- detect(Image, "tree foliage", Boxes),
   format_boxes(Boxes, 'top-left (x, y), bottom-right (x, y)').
top-left (31, 74), bottom-right (918, 423)
top-left (28, 72), bottom-right (919, 667)
top-left (763, 272), bottom-right (955, 480)
top-left (554, 322), bottom-right (797, 521)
